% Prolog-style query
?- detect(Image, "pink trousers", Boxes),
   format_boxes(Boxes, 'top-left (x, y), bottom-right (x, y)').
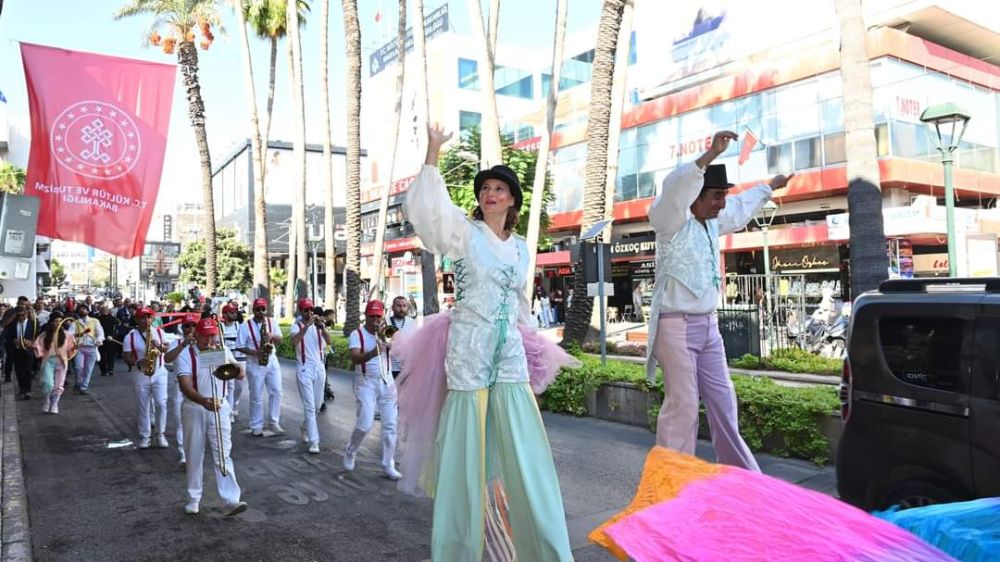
top-left (651, 312), bottom-right (760, 472)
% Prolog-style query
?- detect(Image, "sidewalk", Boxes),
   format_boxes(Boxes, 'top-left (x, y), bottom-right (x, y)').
top-left (1, 387), bottom-right (31, 562)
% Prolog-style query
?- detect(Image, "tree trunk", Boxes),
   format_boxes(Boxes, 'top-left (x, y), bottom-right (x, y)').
top-left (235, 2), bottom-right (271, 308)
top-left (320, 0), bottom-right (336, 311)
top-left (602, 0), bottom-right (634, 241)
top-left (342, 0), bottom-right (363, 334)
top-left (412, 0), bottom-right (438, 316)
top-left (524, 0), bottom-right (568, 300)
top-left (285, 222), bottom-right (297, 318)
top-left (288, 0), bottom-right (308, 302)
top-left (487, 0), bottom-right (499, 57)
top-left (562, 0), bottom-right (626, 347)
top-left (836, 0), bottom-right (887, 300)
top-left (467, 0), bottom-right (502, 167)
top-left (370, 0), bottom-right (407, 302)
top-left (178, 40), bottom-right (217, 294)
top-left (262, 36), bottom-right (278, 159)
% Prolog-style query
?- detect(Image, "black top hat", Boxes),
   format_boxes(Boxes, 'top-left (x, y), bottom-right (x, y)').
top-left (703, 164), bottom-right (735, 190)
top-left (474, 165), bottom-right (523, 210)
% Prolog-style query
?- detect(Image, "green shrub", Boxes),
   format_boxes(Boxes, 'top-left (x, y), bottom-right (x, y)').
top-left (275, 325), bottom-right (352, 370)
top-left (730, 353), bottom-right (763, 370)
top-left (728, 347), bottom-right (842, 376)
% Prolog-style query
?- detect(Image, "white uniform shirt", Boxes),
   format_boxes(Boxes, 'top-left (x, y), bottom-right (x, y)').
top-left (236, 317), bottom-right (277, 366)
top-left (123, 327), bottom-right (167, 376)
top-left (348, 327), bottom-right (386, 380)
top-left (289, 321), bottom-right (327, 366)
top-left (220, 321), bottom-right (244, 360)
top-left (174, 347), bottom-right (228, 400)
top-left (386, 315), bottom-right (414, 373)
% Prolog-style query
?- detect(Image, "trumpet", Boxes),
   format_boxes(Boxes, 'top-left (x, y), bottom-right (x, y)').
top-left (375, 322), bottom-right (396, 379)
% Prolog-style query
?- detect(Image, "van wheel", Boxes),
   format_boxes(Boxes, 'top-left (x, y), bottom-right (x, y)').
top-left (880, 480), bottom-right (961, 510)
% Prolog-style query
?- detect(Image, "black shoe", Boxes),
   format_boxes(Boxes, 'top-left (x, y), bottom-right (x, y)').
top-left (319, 403), bottom-right (326, 413)
top-left (79, 388), bottom-right (90, 395)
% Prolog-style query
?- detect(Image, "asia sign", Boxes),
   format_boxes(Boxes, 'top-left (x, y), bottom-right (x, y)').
top-left (369, 4), bottom-right (449, 77)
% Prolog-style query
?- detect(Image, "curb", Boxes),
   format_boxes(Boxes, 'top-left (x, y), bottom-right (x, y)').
top-left (1, 388), bottom-right (32, 562)
top-left (595, 353), bottom-right (840, 386)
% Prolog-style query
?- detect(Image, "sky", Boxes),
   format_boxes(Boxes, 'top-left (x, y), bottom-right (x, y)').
top-left (0, 0), bottom-right (602, 217)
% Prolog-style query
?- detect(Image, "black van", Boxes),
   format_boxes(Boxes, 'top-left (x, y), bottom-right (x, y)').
top-left (837, 278), bottom-right (1000, 510)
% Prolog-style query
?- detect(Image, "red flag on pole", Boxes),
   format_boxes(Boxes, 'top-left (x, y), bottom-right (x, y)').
top-left (21, 43), bottom-right (176, 258)
top-left (738, 127), bottom-right (761, 166)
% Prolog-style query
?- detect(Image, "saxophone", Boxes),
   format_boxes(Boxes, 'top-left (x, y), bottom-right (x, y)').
top-left (258, 319), bottom-right (274, 366)
top-left (140, 327), bottom-right (161, 376)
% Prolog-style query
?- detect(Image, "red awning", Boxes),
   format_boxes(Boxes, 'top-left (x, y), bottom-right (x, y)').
top-left (536, 250), bottom-right (571, 266)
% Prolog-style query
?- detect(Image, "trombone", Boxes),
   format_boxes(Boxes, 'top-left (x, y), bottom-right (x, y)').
top-left (208, 323), bottom-right (241, 477)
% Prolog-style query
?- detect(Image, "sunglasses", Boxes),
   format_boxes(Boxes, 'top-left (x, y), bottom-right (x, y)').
top-left (253, 307), bottom-right (266, 312)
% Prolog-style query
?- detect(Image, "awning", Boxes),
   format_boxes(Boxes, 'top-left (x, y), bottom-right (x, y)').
top-left (536, 250), bottom-right (571, 267)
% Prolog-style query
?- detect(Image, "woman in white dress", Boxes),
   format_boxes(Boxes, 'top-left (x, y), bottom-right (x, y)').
top-left (403, 125), bottom-right (573, 561)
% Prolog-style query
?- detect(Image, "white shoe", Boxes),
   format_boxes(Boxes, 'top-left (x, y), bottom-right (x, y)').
top-left (300, 427), bottom-right (309, 444)
top-left (268, 423), bottom-right (285, 434)
top-left (383, 465), bottom-right (402, 481)
top-left (155, 434), bottom-right (169, 448)
top-left (50, 404), bottom-right (59, 414)
top-left (343, 448), bottom-right (356, 471)
top-left (138, 437), bottom-right (151, 449)
top-left (308, 442), bottom-right (320, 454)
top-left (224, 501), bottom-right (248, 517)
top-left (178, 459), bottom-right (186, 470)
top-left (184, 501), bottom-right (199, 514)
top-left (251, 428), bottom-right (264, 437)
top-left (229, 413), bottom-right (236, 424)
top-left (42, 400), bottom-right (50, 413)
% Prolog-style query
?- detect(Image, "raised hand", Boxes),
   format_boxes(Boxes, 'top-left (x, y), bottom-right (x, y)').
top-left (425, 124), bottom-right (454, 166)
top-left (769, 172), bottom-right (796, 190)
top-left (696, 130), bottom-right (739, 168)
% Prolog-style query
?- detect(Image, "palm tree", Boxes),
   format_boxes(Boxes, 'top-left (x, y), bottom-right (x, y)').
top-left (466, 0), bottom-right (502, 167)
top-left (836, 0), bottom-right (887, 299)
top-left (116, 0), bottom-right (222, 294)
top-left (342, 0), bottom-right (362, 334)
top-left (603, 0), bottom-right (634, 235)
top-left (371, 0), bottom-right (407, 299)
top-left (524, 0), bottom-right (568, 296)
top-left (233, 0), bottom-right (270, 305)
top-left (562, 0), bottom-right (626, 346)
top-left (287, 0), bottom-right (308, 305)
top-left (412, 0), bottom-right (438, 315)
top-left (320, 0), bottom-right (335, 311)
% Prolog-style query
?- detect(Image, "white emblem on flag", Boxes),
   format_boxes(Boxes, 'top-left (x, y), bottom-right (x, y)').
top-left (50, 100), bottom-right (142, 180)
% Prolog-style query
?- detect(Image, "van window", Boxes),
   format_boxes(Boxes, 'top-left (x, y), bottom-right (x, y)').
top-left (878, 317), bottom-right (965, 392)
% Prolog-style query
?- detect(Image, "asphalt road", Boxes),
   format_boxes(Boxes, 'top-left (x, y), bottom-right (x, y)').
top-left (15, 358), bottom-right (835, 562)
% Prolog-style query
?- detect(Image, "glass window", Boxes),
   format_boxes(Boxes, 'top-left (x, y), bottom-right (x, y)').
top-left (824, 132), bottom-right (846, 165)
top-left (495, 65), bottom-right (534, 99)
top-left (459, 110), bottom-right (481, 137)
top-left (458, 58), bottom-right (479, 90)
top-left (878, 316), bottom-right (966, 392)
top-left (637, 171), bottom-right (656, 199)
top-left (767, 142), bottom-right (793, 175)
top-left (820, 98), bottom-right (843, 133)
top-left (629, 31), bottom-right (637, 65)
top-left (619, 173), bottom-right (638, 202)
top-left (794, 137), bottom-right (822, 170)
top-left (891, 120), bottom-right (936, 160)
top-left (541, 74), bottom-right (551, 98)
top-left (876, 122), bottom-right (890, 157)
top-left (737, 93), bottom-right (762, 123)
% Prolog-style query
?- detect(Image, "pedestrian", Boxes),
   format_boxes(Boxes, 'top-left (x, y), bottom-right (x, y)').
top-left (165, 313), bottom-right (201, 467)
top-left (69, 304), bottom-right (104, 394)
top-left (386, 296), bottom-right (415, 378)
top-left (173, 317), bottom-right (248, 517)
top-left (343, 300), bottom-right (401, 480)
top-left (400, 125), bottom-right (573, 560)
top-left (551, 289), bottom-right (564, 324)
top-left (407, 295), bottom-right (419, 319)
top-left (645, 130), bottom-right (793, 472)
top-left (236, 298), bottom-right (284, 437)
top-left (3, 304), bottom-right (39, 399)
top-left (33, 310), bottom-right (75, 414)
top-left (123, 307), bottom-right (170, 450)
top-left (219, 303), bottom-right (245, 423)
top-left (289, 300), bottom-right (329, 453)
top-left (97, 304), bottom-right (121, 376)
top-left (632, 282), bottom-right (646, 322)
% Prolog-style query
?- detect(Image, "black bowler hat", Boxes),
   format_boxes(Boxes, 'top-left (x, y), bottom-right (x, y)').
top-left (703, 164), bottom-right (735, 190)
top-left (474, 165), bottom-right (523, 210)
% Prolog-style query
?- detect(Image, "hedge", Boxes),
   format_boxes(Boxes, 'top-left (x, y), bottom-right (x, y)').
top-left (274, 322), bottom-right (351, 370)
top-left (539, 350), bottom-right (840, 464)
top-left (729, 347), bottom-right (843, 376)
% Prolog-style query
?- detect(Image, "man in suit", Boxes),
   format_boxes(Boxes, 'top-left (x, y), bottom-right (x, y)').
top-left (3, 305), bottom-right (39, 399)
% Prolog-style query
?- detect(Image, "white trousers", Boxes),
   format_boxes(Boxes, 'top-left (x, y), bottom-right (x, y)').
top-left (181, 399), bottom-right (241, 505)
top-left (347, 373), bottom-right (398, 469)
top-left (226, 362), bottom-right (246, 412)
top-left (170, 377), bottom-right (185, 457)
top-left (133, 371), bottom-right (167, 439)
top-left (297, 362), bottom-right (325, 445)
top-left (247, 361), bottom-right (283, 431)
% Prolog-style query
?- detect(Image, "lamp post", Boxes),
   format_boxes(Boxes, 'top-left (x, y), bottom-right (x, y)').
top-left (920, 103), bottom-right (971, 277)
top-left (753, 200), bottom-right (779, 353)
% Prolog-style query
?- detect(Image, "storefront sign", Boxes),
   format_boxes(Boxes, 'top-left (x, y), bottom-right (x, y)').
top-left (610, 235), bottom-right (656, 259)
top-left (912, 253), bottom-right (948, 273)
top-left (893, 95), bottom-right (924, 123)
top-left (631, 260), bottom-right (656, 279)
top-left (826, 199), bottom-right (982, 240)
top-left (369, 4), bottom-right (449, 77)
top-left (545, 266), bottom-right (573, 278)
top-left (769, 246), bottom-right (839, 272)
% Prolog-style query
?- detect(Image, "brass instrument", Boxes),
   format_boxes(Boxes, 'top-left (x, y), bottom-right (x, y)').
top-left (140, 327), bottom-right (161, 376)
top-left (375, 322), bottom-right (397, 378)
top-left (208, 334), bottom-right (240, 477)
top-left (258, 319), bottom-right (274, 366)
top-left (55, 318), bottom-right (78, 361)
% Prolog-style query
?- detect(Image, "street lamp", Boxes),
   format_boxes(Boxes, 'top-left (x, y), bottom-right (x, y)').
top-left (753, 200), bottom-right (779, 353)
top-left (920, 102), bottom-right (971, 277)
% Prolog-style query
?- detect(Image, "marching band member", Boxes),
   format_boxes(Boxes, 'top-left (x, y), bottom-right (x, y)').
top-left (236, 298), bottom-right (283, 437)
top-left (344, 300), bottom-right (400, 480)
top-left (165, 313), bottom-right (201, 467)
top-left (71, 303), bottom-right (105, 394)
top-left (645, 131), bottom-right (792, 472)
top-left (289, 299), bottom-right (329, 454)
top-left (122, 308), bottom-right (170, 450)
top-left (174, 318), bottom-right (248, 516)
top-left (386, 296), bottom-right (415, 379)
top-left (220, 303), bottom-right (246, 423)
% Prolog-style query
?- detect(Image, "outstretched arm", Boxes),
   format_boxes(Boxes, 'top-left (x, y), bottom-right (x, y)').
top-left (718, 173), bottom-right (794, 235)
top-left (405, 124), bottom-right (473, 257)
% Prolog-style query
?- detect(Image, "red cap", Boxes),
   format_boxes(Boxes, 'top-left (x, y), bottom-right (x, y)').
top-left (365, 300), bottom-right (385, 316)
top-left (196, 318), bottom-right (219, 336)
top-left (182, 313), bottom-right (200, 325)
top-left (297, 298), bottom-right (314, 312)
top-left (252, 298), bottom-right (268, 309)
top-left (222, 303), bottom-right (238, 314)
top-left (136, 307), bottom-right (155, 318)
